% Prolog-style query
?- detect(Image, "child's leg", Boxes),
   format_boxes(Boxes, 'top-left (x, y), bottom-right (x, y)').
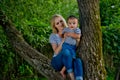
top-left (68, 72), bottom-right (75, 80)
top-left (70, 49), bottom-right (76, 59)
top-left (63, 43), bottom-right (76, 58)
top-left (73, 58), bottom-right (83, 80)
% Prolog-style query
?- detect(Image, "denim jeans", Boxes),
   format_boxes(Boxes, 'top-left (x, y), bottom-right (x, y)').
top-left (62, 43), bottom-right (76, 58)
top-left (73, 58), bottom-right (83, 80)
top-left (51, 48), bottom-right (73, 73)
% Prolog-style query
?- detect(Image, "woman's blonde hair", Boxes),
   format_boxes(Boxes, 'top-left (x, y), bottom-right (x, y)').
top-left (50, 14), bottom-right (67, 33)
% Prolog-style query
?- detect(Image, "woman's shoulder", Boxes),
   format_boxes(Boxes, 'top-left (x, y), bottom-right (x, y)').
top-left (49, 33), bottom-right (59, 40)
top-left (50, 33), bottom-right (57, 38)
top-left (49, 33), bottom-right (60, 44)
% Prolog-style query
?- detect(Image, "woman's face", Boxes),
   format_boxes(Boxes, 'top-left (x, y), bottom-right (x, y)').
top-left (54, 17), bottom-right (64, 32)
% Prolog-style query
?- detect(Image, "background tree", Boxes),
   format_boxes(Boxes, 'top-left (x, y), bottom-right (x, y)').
top-left (77, 0), bottom-right (106, 79)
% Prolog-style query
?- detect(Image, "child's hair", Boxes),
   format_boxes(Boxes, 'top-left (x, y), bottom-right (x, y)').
top-left (67, 15), bottom-right (78, 22)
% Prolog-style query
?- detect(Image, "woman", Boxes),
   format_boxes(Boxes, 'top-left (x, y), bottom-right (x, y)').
top-left (49, 14), bottom-right (75, 80)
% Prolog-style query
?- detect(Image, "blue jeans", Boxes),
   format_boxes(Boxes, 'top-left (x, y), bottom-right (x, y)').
top-left (73, 58), bottom-right (83, 80)
top-left (62, 43), bottom-right (76, 58)
top-left (51, 48), bottom-right (73, 73)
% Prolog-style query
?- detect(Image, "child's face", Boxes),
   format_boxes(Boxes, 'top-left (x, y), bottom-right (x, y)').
top-left (67, 18), bottom-right (78, 29)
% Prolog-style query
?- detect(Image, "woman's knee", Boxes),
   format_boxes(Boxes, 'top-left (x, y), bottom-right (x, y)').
top-left (62, 49), bottom-right (71, 56)
top-left (51, 58), bottom-right (63, 71)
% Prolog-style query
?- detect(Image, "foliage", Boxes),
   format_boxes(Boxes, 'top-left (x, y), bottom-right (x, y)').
top-left (0, 26), bottom-right (46, 80)
top-left (100, 0), bottom-right (120, 26)
top-left (0, 0), bottom-right (78, 56)
top-left (102, 24), bottom-right (120, 80)
top-left (0, 26), bottom-right (15, 79)
top-left (100, 0), bottom-right (120, 79)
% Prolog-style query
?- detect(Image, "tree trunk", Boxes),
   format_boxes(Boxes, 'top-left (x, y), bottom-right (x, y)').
top-left (116, 65), bottom-right (120, 80)
top-left (0, 10), bottom-right (64, 80)
top-left (77, 0), bottom-right (106, 80)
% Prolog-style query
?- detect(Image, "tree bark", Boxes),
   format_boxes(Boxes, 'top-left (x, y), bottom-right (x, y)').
top-left (116, 65), bottom-right (120, 80)
top-left (77, 0), bottom-right (106, 80)
top-left (0, 10), bottom-right (64, 80)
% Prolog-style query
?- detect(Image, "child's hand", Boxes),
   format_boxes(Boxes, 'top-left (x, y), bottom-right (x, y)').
top-left (64, 32), bottom-right (72, 37)
top-left (64, 32), bottom-right (70, 38)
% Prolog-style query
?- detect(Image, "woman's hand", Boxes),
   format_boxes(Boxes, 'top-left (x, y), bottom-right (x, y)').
top-left (64, 32), bottom-right (69, 38)
top-left (61, 37), bottom-right (65, 43)
top-left (51, 37), bottom-right (65, 55)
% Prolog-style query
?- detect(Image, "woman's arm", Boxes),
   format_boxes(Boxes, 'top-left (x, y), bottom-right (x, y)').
top-left (51, 38), bottom-right (65, 55)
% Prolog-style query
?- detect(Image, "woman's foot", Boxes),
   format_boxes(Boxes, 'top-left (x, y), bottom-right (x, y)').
top-left (60, 71), bottom-right (66, 79)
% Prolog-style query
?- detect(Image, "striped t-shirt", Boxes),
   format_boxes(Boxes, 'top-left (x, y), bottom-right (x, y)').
top-left (62, 27), bottom-right (81, 45)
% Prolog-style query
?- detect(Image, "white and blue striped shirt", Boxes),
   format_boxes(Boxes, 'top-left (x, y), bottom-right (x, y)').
top-left (62, 27), bottom-right (81, 45)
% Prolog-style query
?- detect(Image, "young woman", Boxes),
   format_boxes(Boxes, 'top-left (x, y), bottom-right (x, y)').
top-left (49, 14), bottom-right (75, 80)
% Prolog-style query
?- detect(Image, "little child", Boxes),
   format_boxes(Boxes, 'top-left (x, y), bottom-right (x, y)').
top-left (62, 15), bottom-right (81, 58)
top-left (60, 15), bottom-right (83, 80)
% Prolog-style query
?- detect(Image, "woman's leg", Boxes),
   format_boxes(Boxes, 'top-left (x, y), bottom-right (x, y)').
top-left (62, 49), bottom-right (75, 80)
top-left (51, 52), bottom-right (63, 71)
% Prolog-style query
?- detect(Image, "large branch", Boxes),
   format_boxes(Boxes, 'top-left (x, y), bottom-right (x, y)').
top-left (0, 10), bottom-right (63, 80)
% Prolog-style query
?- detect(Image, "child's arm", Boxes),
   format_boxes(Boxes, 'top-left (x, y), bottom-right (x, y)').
top-left (65, 32), bottom-right (81, 46)
top-left (70, 33), bottom-right (81, 46)
top-left (65, 32), bottom-right (81, 39)
top-left (76, 38), bottom-right (80, 46)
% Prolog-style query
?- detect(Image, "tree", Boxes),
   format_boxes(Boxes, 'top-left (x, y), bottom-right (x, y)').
top-left (77, 0), bottom-right (106, 80)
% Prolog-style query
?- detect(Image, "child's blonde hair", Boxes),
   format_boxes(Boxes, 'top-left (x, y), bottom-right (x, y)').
top-left (51, 14), bottom-right (67, 33)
